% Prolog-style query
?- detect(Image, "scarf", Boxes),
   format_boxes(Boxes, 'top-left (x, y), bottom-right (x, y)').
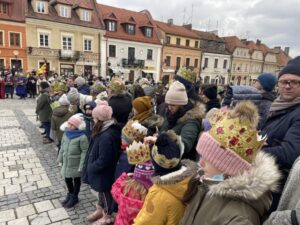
top-left (269, 96), bottom-right (300, 113)
top-left (166, 102), bottom-right (194, 129)
top-left (100, 119), bottom-right (115, 133)
top-left (132, 110), bottom-right (151, 122)
top-left (65, 129), bottom-right (85, 139)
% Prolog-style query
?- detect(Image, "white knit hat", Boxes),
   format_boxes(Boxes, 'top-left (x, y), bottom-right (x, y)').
top-left (165, 81), bottom-right (188, 105)
top-left (74, 77), bottom-right (86, 87)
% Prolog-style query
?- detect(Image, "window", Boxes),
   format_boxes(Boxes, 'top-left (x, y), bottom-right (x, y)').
top-left (0, 31), bottom-right (3, 46)
top-left (10, 33), bottom-right (20, 47)
top-left (0, 59), bottom-right (4, 70)
top-left (204, 58), bottom-right (209, 68)
top-left (60, 6), bottom-right (68, 17)
top-left (186, 58), bottom-right (190, 67)
top-left (223, 59), bottom-right (227, 69)
top-left (62, 36), bottom-right (72, 50)
top-left (145, 28), bottom-right (152, 38)
top-left (194, 58), bottom-right (199, 68)
top-left (176, 57), bottom-right (181, 69)
top-left (233, 63), bottom-right (236, 71)
top-left (39, 33), bottom-right (49, 47)
top-left (186, 39), bottom-right (190, 47)
top-left (195, 41), bottom-right (199, 48)
top-left (176, 38), bottom-right (181, 46)
top-left (0, 3), bottom-right (8, 14)
top-left (166, 36), bottom-right (171, 44)
top-left (109, 45), bottom-right (116, 57)
top-left (84, 39), bottom-right (92, 51)
top-left (208, 41), bottom-right (214, 48)
top-left (214, 59), bottom-right (218, 68)
top-left (165, 56), bottom-right (171, 66)
top-left (126, 24), bottom-right (135, 35)
top-left (147, 49), bottom-right (153, 60)
top-left (107, 21), bottom-right (116, 32)
top-left (36, 2), bottom-right (46, 13)
top-left (82, 10), bottom-right (90, 21)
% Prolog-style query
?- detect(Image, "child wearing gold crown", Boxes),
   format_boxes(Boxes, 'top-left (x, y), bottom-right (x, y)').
top-left (133, 130), bottom-right (198, 225)
top-left (180, 101), bottom-right (281, 225)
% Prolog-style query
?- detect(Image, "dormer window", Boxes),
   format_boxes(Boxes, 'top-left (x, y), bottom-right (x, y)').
top-left (126, 24), bottom-right (135, 35)
top-left (82, 10), bottom-right (90, 22)
top-left (107, 21), bottom-right (116, 32)
top-left (36, 1), bottom-right (46, 14)
top-left (0, 3), bottom-right (8, 15)
top-left (60, 6), bottom-right (68, 18)
top-left (145, 27), bottom-right (153, 38)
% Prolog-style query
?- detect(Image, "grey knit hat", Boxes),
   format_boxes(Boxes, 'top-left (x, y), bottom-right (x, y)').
top-left (67, 87), bottom-right (79, 103)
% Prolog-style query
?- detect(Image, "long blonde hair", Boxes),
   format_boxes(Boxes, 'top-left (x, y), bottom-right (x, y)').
top-left (123, 177), bottom-right (148, 201)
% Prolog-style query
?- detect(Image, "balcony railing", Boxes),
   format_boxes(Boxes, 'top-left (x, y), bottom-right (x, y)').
top-left (122, 58), bottom-right (145, 68)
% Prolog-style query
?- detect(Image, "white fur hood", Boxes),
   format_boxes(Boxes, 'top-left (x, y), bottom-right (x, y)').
top-left (207, 152), bottom-right (281, 201)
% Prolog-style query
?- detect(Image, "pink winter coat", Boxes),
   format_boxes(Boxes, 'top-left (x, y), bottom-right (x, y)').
top-left (111, 173), bottom-right (145, 225)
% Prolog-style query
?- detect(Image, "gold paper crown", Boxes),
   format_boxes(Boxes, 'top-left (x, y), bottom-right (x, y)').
top-left (127, 141), bottom-right (151, 165)
top-left (51, 81), bottom-right (60, 92)
top-left (209, 102), bottom-right (266, 163)
top-left (109, 78), bottom-right (125, 94)
top-left (176, 67), bottom-right (196, 83)
top-left (151, 131), bottom-right (184, 169)
top-left (122, 120), bottom-right (148, 143)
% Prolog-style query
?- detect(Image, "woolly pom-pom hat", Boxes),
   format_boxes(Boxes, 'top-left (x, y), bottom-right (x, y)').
top-left (133, 162), bottom-right (155, 189)
top-left (165, 81), bottom-right (188, 106)
top-left (92, 100), bottom-right (113, 122)
top-left (151, 130), bottom-right (184, 176)
top-left (132, 96), bottom-right (152, 114)
top-left (67, 113), bottom-right (86, 130)
top-left (67, 87), bottom-right (79, 103)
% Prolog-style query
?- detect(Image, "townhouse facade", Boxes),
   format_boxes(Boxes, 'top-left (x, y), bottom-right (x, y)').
top-left (194, 30), bottom-right (231, 85)
top-left (0, 0), bottom-right (28, 72)
top-left (26, 0), bottom-right (105, 77)
top-left (155, 20), bottom-right (201, 82)
top-left (97, 4), bottom-right (162, 82)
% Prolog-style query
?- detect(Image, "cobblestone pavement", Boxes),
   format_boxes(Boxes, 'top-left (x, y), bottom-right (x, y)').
top-left (0, 98), bottom-right (97, 225)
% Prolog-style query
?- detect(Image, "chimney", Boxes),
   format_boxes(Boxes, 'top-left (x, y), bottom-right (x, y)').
top-left (241, 39), bottom-right (247, 42)
top-left (183, 24), bottom-right (192, 30)
top-left (273, 46), bottom-right (281, 53)
top-left (256, 39), bottom-right (261, 45)
top-left (167, 19), bottom-right (173, 25)
top-left (209, 30), bottom-right (218, 35)
top-left (284, 47), bottom-right (290, 55)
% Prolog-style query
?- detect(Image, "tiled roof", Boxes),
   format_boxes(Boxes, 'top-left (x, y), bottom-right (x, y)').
top-left (155, 20), bottom-right (199, 39)
top-left (97, 4), bottom-right (161, 45)
top-left (26, 0), bottom-right (104, 29)
top-left (223, 36), bottom-right (247, 53)
top-left (193, 30), bottom-right (224, 42)
top-left (55, 0), bottom-right (93, 9)
top-left (0, 0), bottom-right (26, 22)
top-left (242, 40), bottom-right (260, 53)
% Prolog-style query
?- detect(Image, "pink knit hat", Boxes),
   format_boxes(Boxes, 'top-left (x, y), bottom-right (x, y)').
top-left (67, 114), bottom-right (85, 130)
top-left (196, 101), bottom-right (265, 177)
top-left (133, 162), bottom-right (155, 189)
top-left (92, 100), bottom-right (113, 121)
top-left (197, 132), bottom-right (251, 176)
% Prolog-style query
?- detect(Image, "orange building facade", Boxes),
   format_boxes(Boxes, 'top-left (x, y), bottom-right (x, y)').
top-left (0, 0), bottom-right (28, 72)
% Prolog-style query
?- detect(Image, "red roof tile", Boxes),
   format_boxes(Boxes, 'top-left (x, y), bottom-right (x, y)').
top-left (0, 0), bottom-right (25, 22)
top-left (241, 40), bottom-right (260, 53)
top-left (223, 36), bottom-right (247, 53)
top-left (155, 20), bottom-right (199, 39)
top-left (26, 0), bottom-right (104, 29)
top-left (55, 0), bottom-right (93, 10)
top-left (97, 4), bottom-right (161, 45)
top-left (193, 30), bottom-right (224, 42)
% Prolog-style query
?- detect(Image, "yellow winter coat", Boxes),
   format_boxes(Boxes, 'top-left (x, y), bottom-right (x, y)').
top-left (133, 160), bottom-right (197, 225)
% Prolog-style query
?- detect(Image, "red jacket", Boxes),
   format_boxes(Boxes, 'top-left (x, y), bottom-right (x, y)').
top-left (111, 173), bottom-right (145, 225)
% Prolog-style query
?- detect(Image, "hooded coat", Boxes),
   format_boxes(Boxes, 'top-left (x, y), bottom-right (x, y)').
top-left (133, 160), bottom-right (198, 225)
top-left (141, 114), bottom-right (164, 136)
top-left (180, 152), bottom-right (281, 225)
top-left (160, 102), bottom-right (206, 160)
top-left (36, 90), bottom-right (52, 122)
top-left (257, 91), bottom-right (277, 130)
top-left (51, 105), bottom-right (73, 142)
top-left (78, 84), bottom-right (90, 95)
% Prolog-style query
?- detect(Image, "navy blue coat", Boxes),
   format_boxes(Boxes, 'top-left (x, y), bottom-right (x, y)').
top-left (262, 104), bottom-right (300, 171)
top-left (82, 124), bottom-right (121, 192)
top-left (78, 84), bottom-right (90, 95)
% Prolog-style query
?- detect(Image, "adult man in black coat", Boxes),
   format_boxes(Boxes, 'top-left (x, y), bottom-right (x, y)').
top-left (262, 56), bottom-right (300, 212)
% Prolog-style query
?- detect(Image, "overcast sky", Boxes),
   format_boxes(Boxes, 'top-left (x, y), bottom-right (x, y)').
top-left (97, 0), bottom-right (299, 57)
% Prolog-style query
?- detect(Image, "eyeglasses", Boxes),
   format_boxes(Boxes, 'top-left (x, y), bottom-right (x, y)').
top-left (278, 80), bottom-right (300, 88)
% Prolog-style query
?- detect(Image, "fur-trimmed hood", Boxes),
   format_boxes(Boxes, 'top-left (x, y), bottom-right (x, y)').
top-left (177, 102), bottom-right (206, 124)
top-left (142, 114), bottom-right (164, 130)
top-left (151, 160), bottom-right (198, 201)
top-left (207, 152), bottom-right (281, 201)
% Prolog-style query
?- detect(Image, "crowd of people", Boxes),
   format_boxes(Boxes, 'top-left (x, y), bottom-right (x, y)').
top-left (19, 55), bottom-right (300, 224)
